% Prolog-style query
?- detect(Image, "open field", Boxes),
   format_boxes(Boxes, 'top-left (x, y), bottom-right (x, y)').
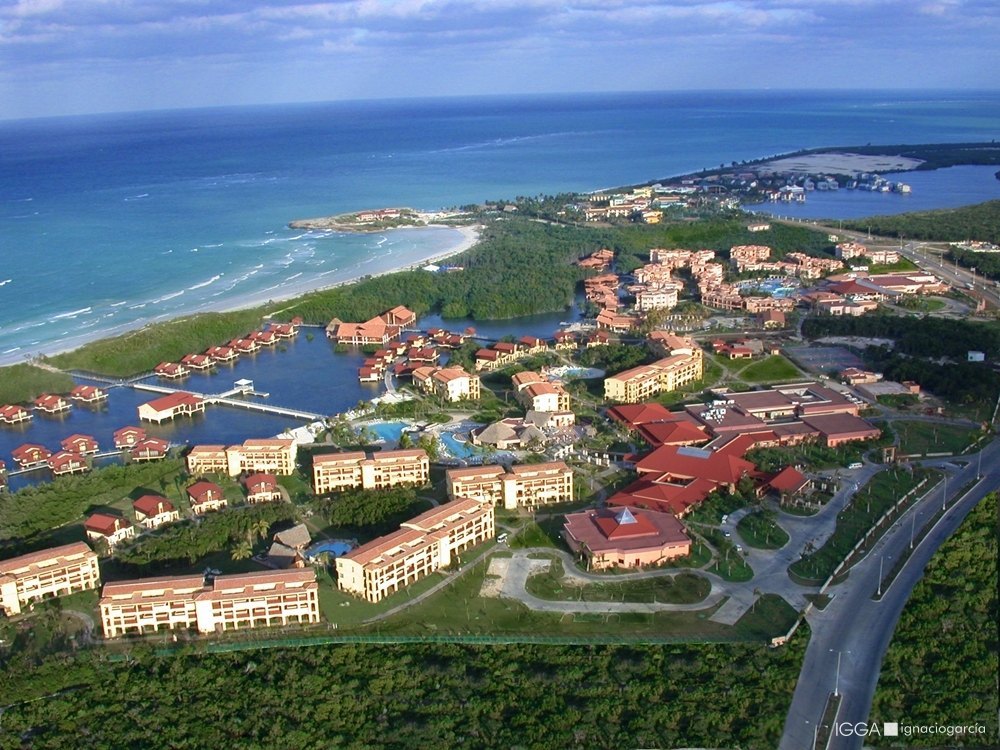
top-left (893, 420), bottom-right (977, 456)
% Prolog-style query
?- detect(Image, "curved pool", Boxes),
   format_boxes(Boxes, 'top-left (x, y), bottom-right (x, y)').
top-left (306, 540), bottom-right (356, 559)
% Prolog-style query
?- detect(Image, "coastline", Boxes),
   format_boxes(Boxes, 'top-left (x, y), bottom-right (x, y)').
top-left (1, 223), bottom-right (480, 369)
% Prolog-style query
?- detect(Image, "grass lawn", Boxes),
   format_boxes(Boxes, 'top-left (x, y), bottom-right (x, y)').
top-left (737, 512), bottom-right (790, 549)
top-left (789, 468), bottom-right (933, 583)
top-left (524, 558), bottom-right (711, 604)
top-left (366, 557), bottom-right (791, 642)
top-left (893, 420), bottom-right (978, 456)
top-left (736, 355), bottom-right (802, 384)
top-left (709, 553), bottom-right (754, 582)
top-left (507, 520), bottom-right (560, 549)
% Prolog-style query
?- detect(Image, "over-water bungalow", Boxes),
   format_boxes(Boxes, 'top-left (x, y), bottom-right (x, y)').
top-left (60, 434), bottom-right (99, 456)
top-left (250, 330), bottom-right (278, 347)
top-left (358, 366), bottom-right (381, 383)
top-left (0, 404), bottom-right (32, 424)
top-left (34, 394), bottom-right (71, 414)
top-left (47, 450), bottom-right (89, 477)
top-left (130, 437), bottom-right (170, 462)
top-left (113, 425), bottom-right (147, 449)
top-left (267, 322), bottom-right (297, 339)
top-left (229, 337), bottom-right (260, 354)
top-left (154, 362), bottom-right (189, 379)
top-left (180, 353), bottom-right (214, 371)
top-left (12, 443), bottom-right (52, 469)
top-left (138, 392), bottom-right (205, 423)
top-left (69, 384), bottom-right (108, 404)
top-left (204, 345), bottom-right (238, 363)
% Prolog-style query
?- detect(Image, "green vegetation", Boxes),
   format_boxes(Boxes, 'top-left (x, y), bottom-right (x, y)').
top-left (0, 459), bottom-right (186, 553)
top-left (747, 441), bottom-right (868, 472)
top-left (313, 486), bottom-right (432, 541)
top-left (524, 558), bottom-right (711, 604)
top-left (790, 469), bottom-right (930, 582)
top-left (894, 420), bottom-right (978, 455)
top-left (0, 363), bottom-right (74, 404)
top-left (577, 341), bottom-right (654, 374)
top-left (842, 199), bottom-right (1000, 245)
top-left (802, 313), bottom-right (1000, 361)
top-left (947, 243), bottom-right (1000, 281)
top-left (869, 493), bottom-right (998, 747)
top-left (49, 309), bottom-right (264, 376)
top-left (0, 634), bottom-right (809, 750)
top-left (737, 511), bottom-right (790, 549)
top-left (114, 503), bottom-right (296, 570)
top-left (735, 354), bottom-right (801, 383)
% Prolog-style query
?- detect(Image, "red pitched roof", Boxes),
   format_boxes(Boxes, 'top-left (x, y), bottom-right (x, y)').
top-left (187, 481), bottom-right (224, 503)
top-left (133, 494), bottom-right (176, 516)
top-left (85, 512), bottom-right (127, 536)
top-left (768, 466), bottom-right (809, 494)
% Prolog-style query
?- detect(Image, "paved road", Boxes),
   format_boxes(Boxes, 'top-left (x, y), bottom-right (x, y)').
top-left (779, 438), bottom-right (1000, 750)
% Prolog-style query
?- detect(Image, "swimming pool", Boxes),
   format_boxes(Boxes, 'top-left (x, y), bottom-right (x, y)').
top-left (365, 421), bottom-right (411, 444)
top-left (306, 540), bottom-right (356, 559)
top-left (739, 278), bottom-right (800, 298)
top-left (439, 430), bottom-right (478, 458)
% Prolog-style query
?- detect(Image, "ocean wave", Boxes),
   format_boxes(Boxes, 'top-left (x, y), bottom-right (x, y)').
top-left (124, 193), bottom-right (150, 201)
top-left (3, 347), bottom-right (21, 354)
top-left (128, 303), bottom-right (147, 310)
top-left (424, 130), bottom-right (601, 155)
top-left (286, 272), bottom-right (303, 281)
top-left (187, 274), bottom-right (224, 291)
top-left (110, 300), bottom-right (128, 307)
top-left (0, 278), bottom-right (12, 287)
top-left (51, 306), bottom-right (92, 321)
top-left (153, 291), bottom-right (185, 303)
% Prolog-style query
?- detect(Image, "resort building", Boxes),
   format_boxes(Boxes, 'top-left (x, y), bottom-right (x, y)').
top-left (12, 443), bottom-right (51, 469)
top-left (0, 542), bottom-right (101, 617)
top-left (412, 366), bottom-right (482, 402)
top-left (34, 394), bottom-right (71, 414)
top-left (61, 434), bottom-right (99, 456)
top-left (205, 345), bottom-right (238, 363)
top-left (446, 461), bottom-right (574, 511)
top-left (138, 392), bottom-right (205, 423)
top-left (187, 481), bottom-right (228, 515)
top-left (562, 507), bottom-right (691, 570)
top-left (470, 418), bottom-right (547, 450)
top-left (186, 439), bottom-right (298, 477)
top-left (84, 513), bottom-right (136, 549)
top-left (130, 438), bottom-right (170, 462)
top-left (132, 495), bottom-right (180, 530)
top-left (114, 426), bottom-right (147, 449)
top-left (336, 497), bottom-right (495, 603)
top-left (312, 449), bottom-right (430, 495)
top-left (604, 347), bottom-right (704, 403)
top-left (99, 569), bottom-right (320, 638)
top-left (326, 306), bottom-right (417, 346)
top-left (69, 384), bottom-right (107, 404)
top-left (0, 404), bottom-right (32, 424)
top-left (186, 445), bottom-right (229, 475)
top-left (181, 353), bottom-right (214, 371)
top-left (242, 473), bottom-right (282, 504)
top-left (154, 362), bottom-right (189, 379)
top-left (47, 450), bottom-right (88, 476)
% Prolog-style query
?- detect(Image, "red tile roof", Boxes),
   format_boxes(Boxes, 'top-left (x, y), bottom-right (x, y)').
top-left (133, 494), bottom-right (175, 516)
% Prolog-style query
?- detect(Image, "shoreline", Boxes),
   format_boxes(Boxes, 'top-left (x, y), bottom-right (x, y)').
top-left (1, 223), bottom-right (481, 369)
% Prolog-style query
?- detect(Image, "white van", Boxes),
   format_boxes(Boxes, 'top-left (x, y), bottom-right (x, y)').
top-left (847, 462), bottom-right (863, 470)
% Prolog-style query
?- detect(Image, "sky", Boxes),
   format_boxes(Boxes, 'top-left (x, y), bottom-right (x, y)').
top-left (0, 0), bottom-right (997, 120)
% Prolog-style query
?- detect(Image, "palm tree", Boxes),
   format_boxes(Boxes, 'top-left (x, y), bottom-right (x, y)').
top-left (251, 518), bottom-right (271, 543)
top-left (230, 540), bottom-right (252, 561)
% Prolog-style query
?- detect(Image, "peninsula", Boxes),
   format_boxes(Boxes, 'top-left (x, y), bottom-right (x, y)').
top-left (289, 206), bottom-right (470, 232)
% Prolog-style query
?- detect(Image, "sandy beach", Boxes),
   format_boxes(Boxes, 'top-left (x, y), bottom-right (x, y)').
top-left (4, 223), bottom-right (481, 368)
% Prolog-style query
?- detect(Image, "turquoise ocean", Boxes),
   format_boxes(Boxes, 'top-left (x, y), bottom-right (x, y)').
top-left (1, 90), bottom-right (999, 362)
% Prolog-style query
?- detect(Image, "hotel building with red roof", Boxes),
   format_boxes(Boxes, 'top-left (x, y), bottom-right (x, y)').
top-left (336, 497), bottom-right (494, 603)
top-left (312, 449), bottom-right (430, 495)
top-left (446, 461), bottom-right (574, 511)
top-left (132, 495), bottom-right (180, 530)
top-left (0, 542), bottom-right (100, 616)
top-left (562, 507), bottom-right (691, 570)
top-left (138, 392), bottom-right (205, 423)
top-left (99, 569), bottom-right (320, 638)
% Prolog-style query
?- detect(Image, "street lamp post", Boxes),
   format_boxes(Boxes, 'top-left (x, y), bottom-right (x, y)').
top-left (829, 648), bottom-right (849, 697)
top-left (910, 513), bottom-right (916, 550)
top-left (942, 474), bottom-right (947, 512)
top-left (877, 555), bottom-right (884, 596)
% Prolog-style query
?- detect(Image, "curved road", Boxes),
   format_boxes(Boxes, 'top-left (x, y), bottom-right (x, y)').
top-left (779, 438), bottom-right (1000, 750)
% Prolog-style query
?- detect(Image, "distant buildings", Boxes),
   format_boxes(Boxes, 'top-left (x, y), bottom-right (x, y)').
top-left (326, 305), bottom-right (417, 346)
top-left (99, 569), bottom-right (320, 638)
top-left (336, 496), bottom-right (494, 603)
